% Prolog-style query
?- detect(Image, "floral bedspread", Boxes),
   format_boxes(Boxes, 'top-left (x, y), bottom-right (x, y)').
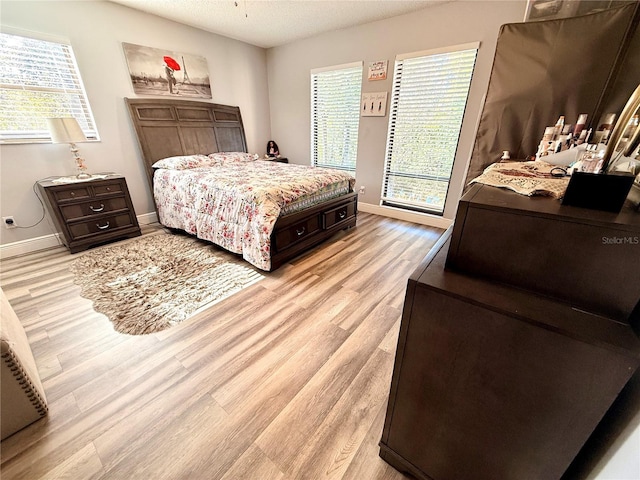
top-left (153, 156), bottom-right (355, 271)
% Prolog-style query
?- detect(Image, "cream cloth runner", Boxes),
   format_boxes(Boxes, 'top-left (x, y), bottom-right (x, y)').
top-left (470, 161), bottom-right (570, 199)
top-left (52, 174), bottom-right (111, 184)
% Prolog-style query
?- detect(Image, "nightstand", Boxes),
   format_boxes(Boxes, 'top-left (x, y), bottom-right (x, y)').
top-left (38, 174), bottom-right (141, 253)
top-left (266, 156), bottom-right (288, 163)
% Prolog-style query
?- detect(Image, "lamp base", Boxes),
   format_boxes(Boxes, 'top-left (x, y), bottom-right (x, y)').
top-left (69, 143), bottom-right (90, 179)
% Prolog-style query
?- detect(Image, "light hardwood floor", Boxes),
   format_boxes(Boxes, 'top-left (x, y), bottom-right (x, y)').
top-left (0, 212), bottom-right (443, 480)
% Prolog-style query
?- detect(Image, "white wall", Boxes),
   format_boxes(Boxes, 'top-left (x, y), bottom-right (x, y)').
top-left (267, 0), bottom-right (527, 225)
top-left (0, 0), bottom-right (271, 250)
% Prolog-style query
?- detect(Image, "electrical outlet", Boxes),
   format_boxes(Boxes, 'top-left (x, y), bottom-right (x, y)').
top-left (3, 216), bottom-right (16, 229)
top-left (359, 186), bottom-right (366, 195)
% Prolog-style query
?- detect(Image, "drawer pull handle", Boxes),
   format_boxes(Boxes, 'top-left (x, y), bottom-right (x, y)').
top-left (70, 192), bottom-right (75, 197)
top-left (96, 221), bottom-right (110, 230)
top-left (296, 227), bottom-right (306, 237)
top-left (106, 187), bottom-right (111, 192)
top-left (338, 210), bottom-right (347, 219)
top-left (90, 204), bottom-right (105, 212)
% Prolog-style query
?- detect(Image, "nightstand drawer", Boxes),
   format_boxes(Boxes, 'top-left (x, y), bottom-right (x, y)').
top-left (68, 212), bottom-right (136, 239)
top-left (93, 181), bottom-right (125, 197)
top-left (53, 186), bottom-right (91, 202)
top-left (60, 197), bottom-right (128, 221)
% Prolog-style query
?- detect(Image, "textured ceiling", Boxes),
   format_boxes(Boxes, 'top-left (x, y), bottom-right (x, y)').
top-left (109, 0), bottom-right (449, 48)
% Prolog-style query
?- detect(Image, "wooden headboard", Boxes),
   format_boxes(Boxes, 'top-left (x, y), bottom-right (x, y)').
top-left (125, 98), bottom-right (247, 191)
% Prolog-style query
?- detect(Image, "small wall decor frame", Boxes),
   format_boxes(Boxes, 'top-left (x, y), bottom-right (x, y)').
top-left (122, 42), bottom-right (212, 99)
top-left (361, 92), bottom-right (388, 117)
top-left (368, 60), bottom-right (388, 81)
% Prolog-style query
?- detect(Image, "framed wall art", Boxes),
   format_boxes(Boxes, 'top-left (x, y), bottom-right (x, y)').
top-left (368, 60), bottom-right (388, 81)
top-left (122, 42), bottom-right (212, 99)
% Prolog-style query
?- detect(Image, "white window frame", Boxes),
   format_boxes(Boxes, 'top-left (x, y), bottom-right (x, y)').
top-left (0, 29), bottom-right (99, 144)
top-left (310, 61), bottom-right (363, 173)
top-left (381, 42), bottom-right (479, 215)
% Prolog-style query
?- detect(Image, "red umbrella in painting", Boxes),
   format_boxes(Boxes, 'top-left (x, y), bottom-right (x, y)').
top-left (163, 56), bottom-right (180, 71)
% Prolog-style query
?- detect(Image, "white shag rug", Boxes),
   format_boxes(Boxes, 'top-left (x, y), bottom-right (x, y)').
top-left (70, 233), bottom-right (263, 335)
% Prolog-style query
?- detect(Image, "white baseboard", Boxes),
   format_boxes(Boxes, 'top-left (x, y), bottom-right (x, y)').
top-left (0, 212), bottom-right (159, 260)
top-left (137, 212), bottom-right (158, 225)
top-left (358, 202), bottom-right (453, 230)
top-left (0, 233), bottom-right (64, 259)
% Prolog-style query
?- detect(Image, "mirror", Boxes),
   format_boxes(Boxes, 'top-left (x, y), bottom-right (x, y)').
top-left (602, 83), bottom-right (640, 171)
top-left (464, 3), bottom-right (640, 187)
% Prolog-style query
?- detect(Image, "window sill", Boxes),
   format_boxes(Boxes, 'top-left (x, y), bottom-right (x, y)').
top-left (358, 201), bottom-right (453, 230)
top-left (1, 138), bottom-right (101, 145)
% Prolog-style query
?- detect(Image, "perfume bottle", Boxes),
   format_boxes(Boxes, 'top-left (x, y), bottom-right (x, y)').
top-left (572, 114), bottom-right (588, 139)
top-left (578, 145), bottom-right (605, 173)
top-left (619, 114), bottom-right (639, 151)
top-left (553, 116), bottom-right (565, 140)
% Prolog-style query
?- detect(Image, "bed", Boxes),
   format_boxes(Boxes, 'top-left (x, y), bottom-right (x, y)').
top-left (126, 98), bottom-right (358, 271)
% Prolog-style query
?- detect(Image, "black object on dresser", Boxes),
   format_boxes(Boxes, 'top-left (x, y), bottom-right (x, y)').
top-left (379, 184), bottom-right (640, 480)
top-left (38, 174), bottom-right (141, 253)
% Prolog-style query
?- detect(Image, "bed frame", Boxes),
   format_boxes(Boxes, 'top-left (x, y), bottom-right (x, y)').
top-left (125, 97), bottom-right (357, 271)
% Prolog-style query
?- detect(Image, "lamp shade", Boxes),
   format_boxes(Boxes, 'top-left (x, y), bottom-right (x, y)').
top-left (47, 117), bottom-right (87, 144)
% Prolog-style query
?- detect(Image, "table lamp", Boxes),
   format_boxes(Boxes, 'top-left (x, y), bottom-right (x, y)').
top-left (47, 117), bottom-right (91, 178)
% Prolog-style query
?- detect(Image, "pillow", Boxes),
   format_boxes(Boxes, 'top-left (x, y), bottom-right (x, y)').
top-left (152, 154), bottom-right (215, 170)
top-left (207, 152), bottom-right (258, 163)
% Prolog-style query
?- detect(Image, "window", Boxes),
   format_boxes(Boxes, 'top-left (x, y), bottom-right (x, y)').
top-left (311, 62), bottom-right (362, 173)
top-left (382, 43), bottom-right (478, 215)
top-left (0, 32), bottom-right (98, 143)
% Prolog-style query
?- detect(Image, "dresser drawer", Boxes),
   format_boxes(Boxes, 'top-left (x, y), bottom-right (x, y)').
top-left (59, 196), bottom-right (128, 221)
top-left (322, 201), bottom-right (356, 229)
top-left (53, 186), bottom-right (91, 202)
top-left (274, 215), bottom-right (321, 250)
top-left (68, 213), bottom-right (136, 240)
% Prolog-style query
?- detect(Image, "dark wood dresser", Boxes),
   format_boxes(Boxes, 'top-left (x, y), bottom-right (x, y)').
top-left (380, 185), bottom-right (640, 480)
top-left (38, 174), bottom-right (141, 253)
top-left (447, 184), bottom-right (640, 321)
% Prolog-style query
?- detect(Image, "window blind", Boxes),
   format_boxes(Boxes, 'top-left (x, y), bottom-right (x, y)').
top-left (0, 32), bottom-right (98, 143)
top-left (311, 62), bottom-right (362, 172)
top-left (382, 44), bottom-right (478, 215)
